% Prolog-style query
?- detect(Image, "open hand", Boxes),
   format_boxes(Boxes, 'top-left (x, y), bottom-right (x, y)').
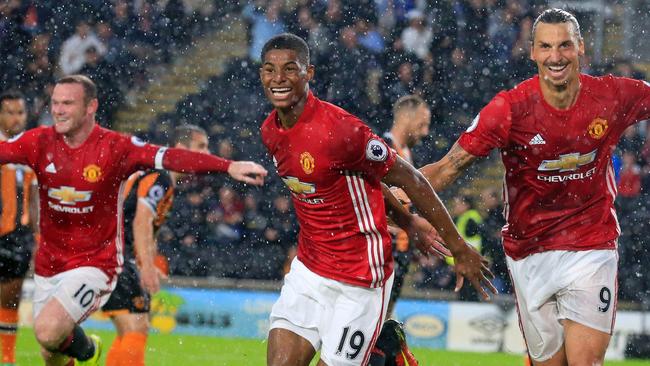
top-left (452, 243), bottom-right (498, 300)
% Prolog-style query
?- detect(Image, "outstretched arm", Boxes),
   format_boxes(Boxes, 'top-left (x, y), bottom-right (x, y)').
top-left (419, 141), bottom-right (479, 191)
top-left (158, 148), bottom-right (268, 186)
top-left (382, 155), bottom-right (496, 300)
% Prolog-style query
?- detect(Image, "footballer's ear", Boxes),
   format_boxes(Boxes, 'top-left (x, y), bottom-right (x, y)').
top-left (306, 65), bottom-right (315, 82)
top-left (87, 98), bottom-right (99, 115)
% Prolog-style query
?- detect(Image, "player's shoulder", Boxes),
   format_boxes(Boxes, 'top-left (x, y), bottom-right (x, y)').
top-left (502, 76), bottom-right (541, 104)
top-left (582, 73), bottom-right (646, 96)
top-left (98, 127), bottom-right (151, 151)
top-left (14, 125), bottom-right (52, 141)
top-left (320, 99), bottom-right (369, 133)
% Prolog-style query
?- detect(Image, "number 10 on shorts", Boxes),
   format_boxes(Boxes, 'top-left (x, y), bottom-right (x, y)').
top-left (74, 283), bottom-right (96, 308)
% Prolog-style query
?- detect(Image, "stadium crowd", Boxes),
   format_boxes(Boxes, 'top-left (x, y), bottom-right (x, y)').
top-left (1, 0), bottom-right (649, 304)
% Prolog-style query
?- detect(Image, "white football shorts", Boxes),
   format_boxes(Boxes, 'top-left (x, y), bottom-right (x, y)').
top-left (33, 266), bottom-right (117, 323)
top-left (270, 257), bottom-right (393, 366)
top-left (507, 249), bottom-right (618, 362)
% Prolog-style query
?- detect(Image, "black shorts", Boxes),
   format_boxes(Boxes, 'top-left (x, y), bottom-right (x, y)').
top-left (0, 227), bottom-right (34, 280)
top-left (389, 249), bottom-right (412, 304)
top-left (102, 260), bottom-right (150, 314)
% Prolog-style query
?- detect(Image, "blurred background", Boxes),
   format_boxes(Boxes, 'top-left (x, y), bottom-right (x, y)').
top-left (1, 0), bottom-right (649, 360)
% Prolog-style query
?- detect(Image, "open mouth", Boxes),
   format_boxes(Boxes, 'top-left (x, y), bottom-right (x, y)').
top-left (270, 87), bottom-right (292, 98)
top-left (546, 64), bottom-right (568, 78)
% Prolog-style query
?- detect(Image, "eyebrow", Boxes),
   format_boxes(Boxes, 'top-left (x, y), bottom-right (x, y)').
top-left (263, 60), bottom-right (300, 67)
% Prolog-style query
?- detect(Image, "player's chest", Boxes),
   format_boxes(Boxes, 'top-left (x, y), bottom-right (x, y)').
top-left (505, 106), bottom-right (618, 168)
top-left (271, 139), bottom-right (339, 195)
top-left (37, 145), bottom-right (122, 202)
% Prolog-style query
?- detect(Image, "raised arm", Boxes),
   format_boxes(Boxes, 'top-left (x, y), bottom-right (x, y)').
top-left (419, 141), bottom-right (479, 191)
top-left (382, 155), bottom-right (496, 299)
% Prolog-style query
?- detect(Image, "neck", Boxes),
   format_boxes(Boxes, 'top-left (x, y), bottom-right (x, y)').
top-left (540, 75), bottom-right (581, 110)
top-left (63, 119), bottom-right (95, 148)
top-left (170, 171), bottom-right (181, 185)
top-left (276, 94), bottom-right (308, 129)
top-left (390, 124), bottom-right (409, 149)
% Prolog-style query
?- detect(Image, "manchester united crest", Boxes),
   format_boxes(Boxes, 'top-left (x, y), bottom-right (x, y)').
top-left (300, 152), bottom-right (315, 174)
top-left (588, 118), bottom-right (608, 139)
top-left (83, 164), bottom-right (102, 183)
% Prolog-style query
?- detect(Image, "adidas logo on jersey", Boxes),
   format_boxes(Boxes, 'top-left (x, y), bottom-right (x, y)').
top-left (529, 134), bottom-right (546, 145)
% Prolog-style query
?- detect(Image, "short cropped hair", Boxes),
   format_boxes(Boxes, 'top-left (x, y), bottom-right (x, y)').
top-left (56, 75), bottom-right (97, 104)
top-left (261, 33), bottom-right (310, 66)
top-left (393, 94), bottom-right (427, 117)
top-left (173, 124), bottom-right (207, 147)
top-left (0, 90), bottom-right (25, 111)
top-left (532, 8), bottom-right (582, 41)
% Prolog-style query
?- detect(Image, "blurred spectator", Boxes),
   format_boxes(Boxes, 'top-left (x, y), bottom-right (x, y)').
top-left (355, 19), bottom-right (384, 54)
top-left (326, 27), bottom-right (369, 116)
top-left (242, 0), bottom-right (286, 63)
top-left (207, 186), bottom-right (245, 245)
top-left (58, 19), bottom-right (106, 75)
top-left (400, 10), bottom-right (432, 61)
top-left (79, 46), bottom-right (121, 127)
top-left (384, 60), bottom-right (419, 105)
top-left (414, 255), bottom-right (454, 291)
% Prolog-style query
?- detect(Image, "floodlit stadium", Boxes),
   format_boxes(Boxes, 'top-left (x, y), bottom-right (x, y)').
top-left (1, 0), bottom-right (650, 365)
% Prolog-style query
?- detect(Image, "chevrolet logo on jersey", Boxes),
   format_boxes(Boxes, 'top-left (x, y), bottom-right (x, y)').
top-left (281, 176), bottom-right (315, 194)
top-left (48, 186), bottom-right (92, 205)
top-left (538, 150), bottom-right (597, 172)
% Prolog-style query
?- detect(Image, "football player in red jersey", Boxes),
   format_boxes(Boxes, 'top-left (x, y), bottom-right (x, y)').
top-left (417, 8), bottom-right (650, 366)
top-left (0, 75), bottom-right (267, 366)
top-left (259, 33), bottom-right (495, 366)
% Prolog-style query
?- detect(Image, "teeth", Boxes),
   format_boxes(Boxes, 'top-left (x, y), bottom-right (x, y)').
top-left (271, 88), bottom-right (291, 93)
top-left (548, 65), bottom-right (566, 71)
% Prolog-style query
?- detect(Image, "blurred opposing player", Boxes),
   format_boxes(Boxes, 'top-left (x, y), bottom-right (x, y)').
top-left (418, 9), bottom-right (650, 366)
top-left (0, 75), bottom-right (267, 366)
top-left (0, 91), bottom-right (38, 366)
top-left (102, 124), bottom-right (209, 366)
top-left (381, 94), bottom-right (431, 318)
top-left (260, 33), bottom-right (495, 366)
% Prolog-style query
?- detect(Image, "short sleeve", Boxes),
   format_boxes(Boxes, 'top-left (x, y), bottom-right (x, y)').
top-left (457, 92), bottom-right (512, 157)
top-left (616, 77), bottom-right (650, 128)
top-left (136, 172), bottom-right (173, 214)
top-left (332, 115), bottom-right (396, 181)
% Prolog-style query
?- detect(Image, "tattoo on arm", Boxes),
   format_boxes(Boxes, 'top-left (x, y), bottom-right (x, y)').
top-left (447, 143), bottom-right (476, 171)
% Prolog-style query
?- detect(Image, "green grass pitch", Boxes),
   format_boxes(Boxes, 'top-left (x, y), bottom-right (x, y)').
top-left (15, 328), bottom-right (650, 365)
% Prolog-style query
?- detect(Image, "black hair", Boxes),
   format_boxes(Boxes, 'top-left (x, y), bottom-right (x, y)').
top-left (261, 33), bottom-right (310, 65)
top-left (0, 90), bottom-right (25, 111)
top-left (532, 8), bottom-right (582, 41)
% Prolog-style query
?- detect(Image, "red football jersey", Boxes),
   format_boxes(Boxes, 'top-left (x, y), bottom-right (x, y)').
top-left (0, 125), bottom-right (162, 277)
top-left (261, 93), bottom-right (396, 288)
top-left (458, 74), bottom-right (650, 259)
